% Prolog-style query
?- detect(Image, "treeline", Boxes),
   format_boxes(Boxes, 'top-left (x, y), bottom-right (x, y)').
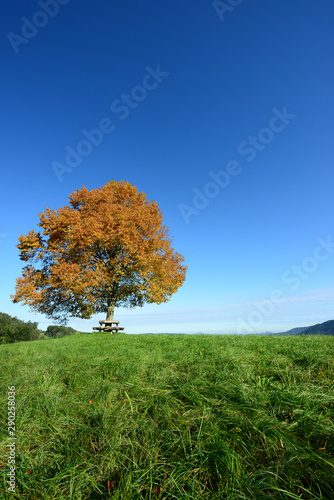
top-left (0, 312), bottom-right (39, 344)
top-left (0, 312), bottom-right (80, 345)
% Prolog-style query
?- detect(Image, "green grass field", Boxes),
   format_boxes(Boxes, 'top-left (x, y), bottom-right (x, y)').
top-left (1, 333), bottom-right (334, 499)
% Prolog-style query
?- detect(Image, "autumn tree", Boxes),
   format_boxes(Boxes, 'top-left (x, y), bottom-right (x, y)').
top-left (11, 180), bottom-right (187, 325)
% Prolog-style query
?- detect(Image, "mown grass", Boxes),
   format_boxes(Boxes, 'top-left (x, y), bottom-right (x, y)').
top-left (1, 333), bottom-right (334, 499)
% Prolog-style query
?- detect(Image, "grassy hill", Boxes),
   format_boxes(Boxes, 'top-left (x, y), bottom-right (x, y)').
top-left (1, 333), bottom-right (334, 499)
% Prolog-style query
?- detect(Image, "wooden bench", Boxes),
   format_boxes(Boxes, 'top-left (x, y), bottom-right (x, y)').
top-left (93, 320), bottom-right (124, 333)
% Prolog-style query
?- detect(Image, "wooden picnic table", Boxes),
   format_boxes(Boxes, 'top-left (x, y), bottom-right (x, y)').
top-left (99, 320), bottom-right (119, 325)
top-left (93, 320), bottom-right (124, 333)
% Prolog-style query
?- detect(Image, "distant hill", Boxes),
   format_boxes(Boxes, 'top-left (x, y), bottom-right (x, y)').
top-left (296, 320), bottom-right (334, 336)
top-left (285, 326), bottom-right (309, 335)
top-left (262, 326), bottom-right (307, 336)
top-left (261, 321), bottom-right (334, 337)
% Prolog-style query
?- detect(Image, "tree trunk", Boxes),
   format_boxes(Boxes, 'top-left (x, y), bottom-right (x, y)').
top-left (106, 299), bottom-right (115, 321)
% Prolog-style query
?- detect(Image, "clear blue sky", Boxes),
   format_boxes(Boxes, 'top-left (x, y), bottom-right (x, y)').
top-left (1, 0), bottom-right (334, 334)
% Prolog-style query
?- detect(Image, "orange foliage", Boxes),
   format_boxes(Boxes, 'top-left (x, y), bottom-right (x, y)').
top-left (11, 180), bottom-right (187, 324)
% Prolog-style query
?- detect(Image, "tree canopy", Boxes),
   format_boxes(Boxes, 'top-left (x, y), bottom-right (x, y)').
top-left (11, 180), bottom-right (187, 324)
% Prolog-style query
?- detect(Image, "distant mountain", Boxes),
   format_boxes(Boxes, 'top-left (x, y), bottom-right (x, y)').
top-left (259, 321), bottom-right (334, 337)
top-left (296, 320), bottom-right (334, 336)
top-left (262, 326), bottom-right (307, 336)
top-left (136, 324), bottom-right (334, 336)
top-left (285, 326), bottom-right (309, 335)
top-left (103, 321), bottom-right (334, 336)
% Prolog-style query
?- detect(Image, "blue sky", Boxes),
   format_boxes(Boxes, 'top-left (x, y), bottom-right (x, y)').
top-left (1, 0), bottom-right (334, 334)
